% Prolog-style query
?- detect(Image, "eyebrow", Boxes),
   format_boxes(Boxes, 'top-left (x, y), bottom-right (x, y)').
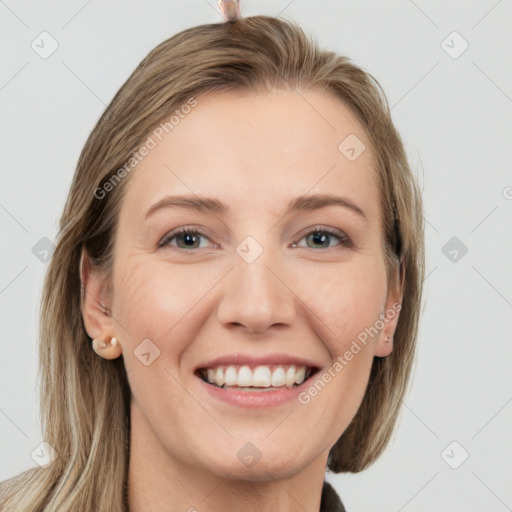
top-left (144, 193), bottom-right (368, 222)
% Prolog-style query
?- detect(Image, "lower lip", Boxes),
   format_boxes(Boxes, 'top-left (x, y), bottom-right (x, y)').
top-left (197, 375), bottom-right (312, 408)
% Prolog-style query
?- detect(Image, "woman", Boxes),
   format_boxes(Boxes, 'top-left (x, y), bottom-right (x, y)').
top-left (0, 13), bottom-right (424, 512)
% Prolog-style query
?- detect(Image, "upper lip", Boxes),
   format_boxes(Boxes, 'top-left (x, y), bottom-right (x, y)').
top-left (196, 353), bottom-right (323, 371)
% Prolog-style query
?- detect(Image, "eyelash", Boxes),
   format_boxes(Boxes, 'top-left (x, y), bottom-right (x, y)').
top-left (158, 225), bottom-right (352, 251)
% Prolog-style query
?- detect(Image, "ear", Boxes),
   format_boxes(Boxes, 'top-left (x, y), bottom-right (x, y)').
top-left (80, 247), bottom-right (115, 340)
top-left (374, 263), bottom-right (404, 358)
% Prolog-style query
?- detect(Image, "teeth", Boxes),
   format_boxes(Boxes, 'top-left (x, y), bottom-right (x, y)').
top-left (271, 366), bottom-right (286, 387)
top-left (224, 366), bottom-right (238, 386)
top-left (214, 367), bottom-right (225, 387)
top-left (295, 366), bottom-right (306, 385)
top-left (201, 364), bottom-right (312, 389)
top-left (285, 365), bottom-right (296, 387)
top-left (252, 366), bottom-right (271, 387)
top-left (238, 366), bottom-right (253, 387)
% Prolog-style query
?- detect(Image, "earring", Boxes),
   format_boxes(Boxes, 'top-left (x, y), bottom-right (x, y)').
top-left (92, 336), bottom-right (121, 359)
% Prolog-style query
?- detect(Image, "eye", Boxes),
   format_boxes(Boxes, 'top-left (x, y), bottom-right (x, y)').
top-left (158, 225), bottom-right (352, 251)
top-left (292, 226), bottom-right (352, 250)
top-left (158, 227), bottom-right (216, 250)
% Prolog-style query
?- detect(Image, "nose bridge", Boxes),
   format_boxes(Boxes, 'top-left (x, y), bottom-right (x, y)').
top-left (216, 237), bottom-right (295, 332)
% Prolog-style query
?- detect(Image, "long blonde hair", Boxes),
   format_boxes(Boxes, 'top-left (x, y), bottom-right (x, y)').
top-left (0, 15), bottom-right (424, 510)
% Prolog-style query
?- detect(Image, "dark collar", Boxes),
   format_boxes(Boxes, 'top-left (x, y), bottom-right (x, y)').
top-left (320, 481), bottom-right (347, 512)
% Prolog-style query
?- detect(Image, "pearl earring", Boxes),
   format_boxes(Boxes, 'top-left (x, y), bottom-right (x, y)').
top-left (92, 336), bottom-right (118, 355)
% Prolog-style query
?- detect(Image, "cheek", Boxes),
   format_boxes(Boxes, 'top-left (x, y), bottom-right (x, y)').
top-left (113, 259), bottom-right (171, 337)
top-left (299, 257), bottom-right (387, 440)
top-left (111, 256), bottom-right (222, 357)
top-left (305, 255), bottom-right (387, 356)
top-left (111, 258), bottom-right (207, 408)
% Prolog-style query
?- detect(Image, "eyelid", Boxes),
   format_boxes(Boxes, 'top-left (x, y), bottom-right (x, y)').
top-left (292, 225), bottom-right (352, 249)
top-left (158, 224), bottom-right (352, 251)
top-left (158, 225), bottom-right (217, 249)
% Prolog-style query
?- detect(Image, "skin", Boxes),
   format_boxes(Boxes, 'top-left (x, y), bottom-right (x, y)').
top-left (81, 88), bottom-right (402, 512)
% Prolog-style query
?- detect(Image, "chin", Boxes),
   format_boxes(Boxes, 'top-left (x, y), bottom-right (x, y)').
top-left (221, 459), bottom-right (309, 482)
top-left (201, 443), bottom-right (320, 482)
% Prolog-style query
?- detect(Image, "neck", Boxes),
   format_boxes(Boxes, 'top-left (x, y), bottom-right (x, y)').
top-left (127, 402), bottom-right (328, 512)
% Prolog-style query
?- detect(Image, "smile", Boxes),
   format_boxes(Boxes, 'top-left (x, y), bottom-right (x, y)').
top-left (198, 364), bottom-right (316, 390)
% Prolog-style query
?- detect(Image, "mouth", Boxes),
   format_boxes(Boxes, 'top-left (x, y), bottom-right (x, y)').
top-left (195, 364), bottom-right (319, 391)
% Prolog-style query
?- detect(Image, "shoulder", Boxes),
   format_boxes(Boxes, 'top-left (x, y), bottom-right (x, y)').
top-left (320, 480), bottom-right (347, 512)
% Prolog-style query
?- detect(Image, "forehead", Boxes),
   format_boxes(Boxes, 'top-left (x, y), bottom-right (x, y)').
top-left (120, 88), bottom-right (380, 223)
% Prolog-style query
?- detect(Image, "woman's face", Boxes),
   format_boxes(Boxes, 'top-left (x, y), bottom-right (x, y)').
top-left (104, 89), bottom-right (400, 479)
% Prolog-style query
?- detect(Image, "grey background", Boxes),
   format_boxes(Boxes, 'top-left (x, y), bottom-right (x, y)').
top-left (1, 1), bottom-right (511, 510)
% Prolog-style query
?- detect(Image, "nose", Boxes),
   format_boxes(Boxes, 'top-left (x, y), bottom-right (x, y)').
top-left (216, 246), bottom-right (296, 334)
